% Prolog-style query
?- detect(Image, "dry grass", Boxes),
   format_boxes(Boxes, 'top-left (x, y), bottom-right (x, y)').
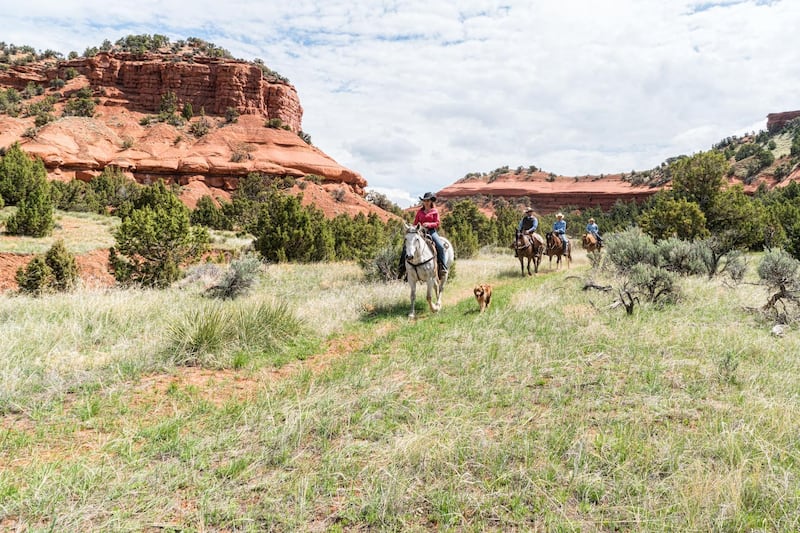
top-left (2, 247), bottom-right (800, 531)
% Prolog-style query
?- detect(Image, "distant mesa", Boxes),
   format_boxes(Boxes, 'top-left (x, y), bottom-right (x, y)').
top-left (437, 111), bottom-right (800, 215)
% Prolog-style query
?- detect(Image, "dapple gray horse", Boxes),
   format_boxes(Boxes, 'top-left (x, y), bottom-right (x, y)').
top-left (404, 223), bottom-right (455, 318)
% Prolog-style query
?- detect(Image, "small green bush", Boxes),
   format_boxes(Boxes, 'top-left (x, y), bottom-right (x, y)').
top-left (45, 239), bottom-right (79, 292)
top-left (15, 256), bottom-right (54, 296)
top-left (189, 117), bottom-right (211, 137)
top-left (5, 180), bottom-right (54, 237)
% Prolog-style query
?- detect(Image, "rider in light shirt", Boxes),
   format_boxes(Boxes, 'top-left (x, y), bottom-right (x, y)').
top-left (553, 212), bottom-right (568, 252)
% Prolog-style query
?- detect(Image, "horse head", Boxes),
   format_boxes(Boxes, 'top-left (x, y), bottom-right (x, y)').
top-left (404, 223), bottom-right (427, 259)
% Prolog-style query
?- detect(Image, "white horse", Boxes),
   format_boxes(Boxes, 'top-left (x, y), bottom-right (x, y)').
top-left (404, 223), bottom-right (455, 318)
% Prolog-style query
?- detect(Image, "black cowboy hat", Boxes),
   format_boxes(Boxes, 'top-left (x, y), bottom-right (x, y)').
top-left (419, 192), bottom-right (437, 202)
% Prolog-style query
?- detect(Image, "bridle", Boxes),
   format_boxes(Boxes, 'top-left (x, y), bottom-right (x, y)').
top-left (405, 230), bottom-right (435, 276)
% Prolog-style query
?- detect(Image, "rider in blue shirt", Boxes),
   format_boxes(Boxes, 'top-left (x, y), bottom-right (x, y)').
top-left (553, 212), bottom-right (568, 252)
top-left (585, 217), bottom-right (602, 244)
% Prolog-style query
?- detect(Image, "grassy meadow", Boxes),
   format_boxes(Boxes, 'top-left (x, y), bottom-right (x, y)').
top-left (1, 218), bottom-right (800, 531)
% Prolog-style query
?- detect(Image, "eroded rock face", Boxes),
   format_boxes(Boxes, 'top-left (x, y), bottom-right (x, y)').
top-left (0, 51), bottom-right (379, 218)
top-left (767, 111), bottom-right (800, 132)
top-left (437, 171), bottom-right (659, 213)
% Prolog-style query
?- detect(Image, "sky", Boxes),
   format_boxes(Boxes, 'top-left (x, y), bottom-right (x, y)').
top-left (2, 0), bottom-right (799, 207)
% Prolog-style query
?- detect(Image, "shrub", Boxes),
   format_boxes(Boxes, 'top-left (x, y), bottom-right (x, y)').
top-left (206, 254), bottom-right (262, 300)
top-left (5, 179), bottom-right (54, 237)
top-left (225, 107), bottom-right (239, 123)
top-left (90, 166), bottom-right (139, 210)
top-left (0, 142), bottom-right (48, 205)
top-left (44, 239), bottom-right (79, 291)
top-left (604, 227), bottom-right (658, 273)
top-left (694, 234), bottom-right (743, 279)
top-left (50, 179), bottom-right (101, 213)
top-left (109, 181), bottom-right (209, 287)
top-left (191, 195), bottom-right (232, 230)
top-left (446, 222), bottom-right (478, 259)
top-left (638, 192), bottom-right (708, 241)
top-left (189, 117), bottom-right (211, 137)
top-left (361, 243), bottom-right (402, 282)
top-left (15, 256), bottom-right (54, 296)
top-left (63, 92), bottom-right (95, 117)
top-left (251, 191), bottom-right (334, 262)
top-left (655, 237), bottom-right (706, 275)
top-left (181, 102), bottom-right (193, 120)
top-left (758, 249), bottom-right (800, 317)
top-left (629, 263), bottom-right (678, 303)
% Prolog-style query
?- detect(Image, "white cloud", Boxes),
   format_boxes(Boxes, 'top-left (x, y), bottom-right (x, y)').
top-left (2, 0), bottom-right (799, 208)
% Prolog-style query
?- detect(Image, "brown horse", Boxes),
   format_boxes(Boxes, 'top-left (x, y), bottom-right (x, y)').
top-left (582, 232), bottom-right (601, 252)
top-left (545, 231), bottom-right (571, 269)
top-left (512, 230), bottom-right (544, 275)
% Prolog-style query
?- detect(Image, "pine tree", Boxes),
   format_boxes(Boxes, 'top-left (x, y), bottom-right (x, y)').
top-left (5, 178), bottom-right (54, 237)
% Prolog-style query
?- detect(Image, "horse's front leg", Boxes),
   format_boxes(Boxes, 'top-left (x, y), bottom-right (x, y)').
top-left (427, 278), bottom-right (437, 313)
top-left (408, 279), bottom-right (417, 318)
top-left (432, 275), bottom-right (446, 312)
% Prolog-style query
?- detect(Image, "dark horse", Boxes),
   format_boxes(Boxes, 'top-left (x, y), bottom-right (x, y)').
top-left (512, 230), bottom-right (544, 276)
top-left (545, 231), bottom-right (571, 269)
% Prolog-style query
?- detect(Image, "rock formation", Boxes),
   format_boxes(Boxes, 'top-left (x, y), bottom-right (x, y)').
top-left (767, 111), bottom-right (800, 133)
top-left (437, 171), bottom-right (658, 213)
top-left (0, 48), bottom-right (393, 220)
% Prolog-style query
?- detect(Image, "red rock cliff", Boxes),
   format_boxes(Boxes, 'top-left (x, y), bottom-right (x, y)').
top-left (0, 51), bottom-right (394, 220)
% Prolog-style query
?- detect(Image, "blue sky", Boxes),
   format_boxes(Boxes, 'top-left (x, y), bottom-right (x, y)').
top-left (3, 0), bottom-right (799, 206)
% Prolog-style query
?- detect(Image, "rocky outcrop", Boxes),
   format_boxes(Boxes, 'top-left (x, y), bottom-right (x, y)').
top-left (0, 50), bottom-right (389, 219)
top-left (767, 111), bottom-right (800, 132)
top-left (0, 51), bottom-right (303, 131)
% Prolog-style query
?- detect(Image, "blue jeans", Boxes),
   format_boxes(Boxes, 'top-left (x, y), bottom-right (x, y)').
top-left (429, 230), bottom-right (447, 270)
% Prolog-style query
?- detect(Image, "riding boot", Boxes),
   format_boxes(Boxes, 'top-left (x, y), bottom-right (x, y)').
top-left (439, 261), bottom-right (448, 274)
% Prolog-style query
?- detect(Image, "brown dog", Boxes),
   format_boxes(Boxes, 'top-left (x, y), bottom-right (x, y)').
top-left (473, 284), bottom-right (492, 313)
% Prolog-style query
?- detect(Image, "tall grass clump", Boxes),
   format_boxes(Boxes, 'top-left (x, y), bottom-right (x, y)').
top-left (165, 299), bottom-right (309, 367)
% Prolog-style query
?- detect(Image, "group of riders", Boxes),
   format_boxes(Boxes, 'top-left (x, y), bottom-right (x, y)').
top-left (516, 207), bottom-right (603, 255)
top-left (403, 191), bottom-right (603, 277)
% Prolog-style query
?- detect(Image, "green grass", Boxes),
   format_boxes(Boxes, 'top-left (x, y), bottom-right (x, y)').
top-left (0, 208), bottom-right (118, 254)
top-left (1, 249), bottom-right (800, 531)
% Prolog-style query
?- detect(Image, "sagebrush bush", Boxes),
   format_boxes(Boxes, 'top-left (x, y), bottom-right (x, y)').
top-left (361, 244), bottom-right (402, 282)
top-left (656, 237), bottom-right (706, 275)
top-left (206, 254), bottom-right (262, 300)
top-left (605, 227), bottom-right (658, 273)
top-left (629, 263), bottom-right (678, 303)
